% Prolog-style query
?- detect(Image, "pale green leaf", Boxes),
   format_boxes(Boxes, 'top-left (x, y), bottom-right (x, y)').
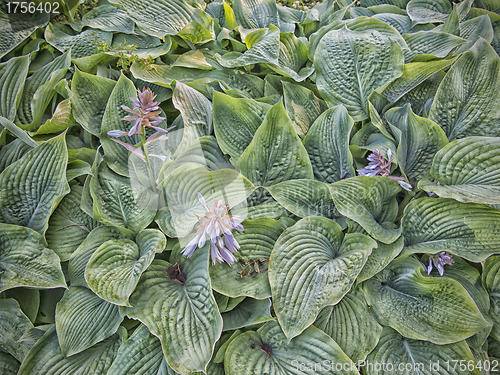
top-left (0, 133), bottom-right (69, 235)
top-left (314, 28), bottom-right (404, 121)
top-left (269, 216), bottom-right (376, 340)
top-left (363, 257), bottom-right (490, 344)
top-left (407, 0), bottom-right (453, 24)
top-left (0, 13), bottom-right (49, 59)
top-left (457, 15), bottom-right (494, 53)
top-left (55, 286), bottom-right (123, 357)
top-left (222, 298), bottom-right (273, 331)
top-left (403, 31), bottom-right (466, 62)
top-left (76, 4), bottom-right (135, 33)
top-left (402, 197), bottom-right (500, 262)
top-left (0, 299), bottom-right (33, 362)
top-left (85, 229), bottom-right (166, 306)
top-left (0, 54), bottom-right (29, 121)
top-left (233, 0), bottom-right (279, 29)
top-left (481, 255), bottom-right (500, 341)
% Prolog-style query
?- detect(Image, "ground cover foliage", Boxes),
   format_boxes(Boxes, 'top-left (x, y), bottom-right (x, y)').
top-left (1, 0), bottom-right (500, 374)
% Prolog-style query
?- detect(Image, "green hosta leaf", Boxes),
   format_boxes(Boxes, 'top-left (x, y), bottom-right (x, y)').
top-left (71, 69), bottom-right (116, 135)
top-left (107, 324), bottom-right (167, 375)
top-left (303, 105), bottom-right (355, 183)
top-left (403, 31), bottom-right (466, 62)
top-left (109, 0), bottom-right (212, 38)
top-left (237, 100), bottom-right (313, 186)
top-left (210, 218), bottom-right (292, 299)
top-left (17, 325), bottom-right (124, 375)
top-left (16, 50), bottom-right (71, 131)
top-left (34, 96), bottom-right (79, 136)
top-left (0, 54), bottom-right (29, 121)
top-left (314, 28), bottom-right (404, 121)
top-left (366, 327), bottom-right (481, 375)
top-left (418, 137), bottom-right (500, 204)
top-left (380, 58), bottom-right (457, 102)
top-left (233, 0), bottom-right (279, 29)
top-left (329, 177), bottom-right (402, 244)
top-left (0, 224), bottom-right (67, 293)
top-left (373, 13), bottom-right (411, 34)
top-left (177, 21), bottom-right (214, 45)
top-left (407, 0), bottom-right (453, 24)
top-left (0, 138), bottom-right (33, 174)
top-left (0, 299), bottom-right (33, 362)
top-left (266, 180), bottom-right (337, 219)
top-left (156, 163), bottom-right (255, 238)
top-left (213, 92), bottom-right (271, 160)
top-left (55, 286), bottom-right (123, 357)
top-left (429, 38), bottom-right (500, 140)
top-left (363, 257), bottom-right (490, 344)
top-left (0, 13), bottom-right (49, 59)
top-left (401, 197), bottom-right (500, 262)
top-left (90, 162), bottom-right (157, 233)
top-left (222, 298), bottom-right (273, 330)
top-left (75, 4), bottom-right (135, 33)
top-left (0, 351), bottom-right (20, 375)
top-left (385, 104), bottom-right (449, 180)
top-left (224, 320), bottom-right (358, 375)
top-left (0, 133), bottom-right (69, 235)
top-left (266, 32), bottom-right (313, 82)
top-left (69, 226), bottom-right (135, 288)
top-left (314, 287), bottom-right (383, 363)
top-left (120, 247), bottom-right (222, 374)
top-left (45, 24), bottom-right (112, 59)
top-left (457, 15), bottom-right (494, 54)
top-left (172, 81), bottom-right (212, 155)
top-left (482, 255), bottom-right (500, 341)
top-left (45, 185), bottom-right (102, 262)
top-left (85, 229), bottom-right (166, 306)
top-left (100, 73), bottom-right (140, 177)
top-left (269, 216), bottom-right (376, 340)
top-left (1, 288), bottom-right (40, 324)
top-left (283, 81), bottom-right (327, 136)
top-left (216, 25), bottom-right (280, 68)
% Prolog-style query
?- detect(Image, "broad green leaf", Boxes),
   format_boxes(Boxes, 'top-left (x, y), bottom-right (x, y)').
top-left (68, 226), bottom-right (135, 288)
top-left (283, 81), bottom-right (328, 136)
top-left (44, 24), bottom-right (112, 59)
top-left (403, 31), bottom-right (466, 62)
top-left (120, 247), bottom-right (223, 374)
top-left (380, 58), bottom-right (457, 102)
top-left (401, 197), bottom-right (500, 262)
top-left (34, 95), bottom-right (79, 136)
top-left (457, 15), bottom-right (494, 53)
top-left (303, 105), bottom-right (355, 183)
top-left (45, 185), bottom-right (101, 262)
top-left (0, 224), bottom-right (66, 293)
top-left (269, 216), bottom-right (376, 340)
top-left (71, 68), bottom-right (116, 135)
top-left (85, 229), bottom-right (166, 306)
top-left (0, 13), bottom-right (49, 59)
top-left (90, 162), bottom-right (157, 233)
top-left (363, 257), bottom-right (490, 344)
top-left (224, 320), bottom-right (358, 375)
top-left (18, 325), bottom-right (124, 375)
top-left (75, 4), bottom-right (135, 33)
top-left (266, 180), bottom-right (338, 219)
top-left (373, 13), bottom-right (411, 34)
top-left (55, 286), bottom-right (123, 357)
top-left (16, 50), bottom-right (71, 131)
top-left (314, 287), bottom-right (383, 363)
top-left (109, 0), bottom-right (213, 38)
top-left (100, 73), bottom-right (140, 177)
top-left (233, 0), bottom-right (279, 29)
top-left (429, 38), bottom-right (500, 140)
top-left (0, 54), bottom-right (29, 121)
top-left (385, 104), bottom-right (449, 180)
top-left (418, 137), bottom-right (500, 204)
top-left (0, 351), bottom-right (20, 375)
top-left (107, 324), bottom-right (167, 375)
top-left (0, 133), bottom-right (69, 235)
top-left (0, 138), bottom-right (33, 173)
top-left (407, 0), bottom-right (453, 24)
top-left (210, 218), bottom-right (292, 299)
top-left (314, 28), bottom-right (404, 121)
top-left (216, 25), bottom-right (280, 68)
top-left (177, 21), bottom-right (214, 45)
top-left (1, 287), bottom-right (40, 323)
top-left (213, 91), bottom-right (271, 160)
top-left (482, 255), bottom-right (500, 341)
top-left (329, 177), bottom-right (402, 244)
top-left (222, 298), bottom-right (273, 330)
top-left (237, 100), bottom-right (313, 186)
top-left (172, 81), bottom-right (213, 155)
top-left (366, 327), bottom-right (481, 375)
top-left (156, 163), bottom-right (255, 238)
top-left (0, 299), bottom-right (33, 362)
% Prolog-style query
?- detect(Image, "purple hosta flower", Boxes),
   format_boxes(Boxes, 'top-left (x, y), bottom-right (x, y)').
top-left (414, 252), bottom-right (455, 276)
top-left (181, 193), bottom-right (244, 266)
top-left (357, 149), bottom-right (413, 191)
